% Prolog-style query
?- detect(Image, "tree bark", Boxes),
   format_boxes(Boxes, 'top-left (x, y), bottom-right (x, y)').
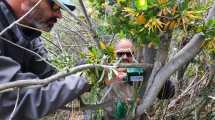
top-left (137, 33), bottom-right (205, 116)
top-left (145, 33), bottom-right (172, 94)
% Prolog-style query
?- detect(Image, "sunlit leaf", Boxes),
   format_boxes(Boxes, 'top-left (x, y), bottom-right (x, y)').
top-left (99, 41), bottom-right (106, 49)
top-left (135, 0), bottom-right (148, 10)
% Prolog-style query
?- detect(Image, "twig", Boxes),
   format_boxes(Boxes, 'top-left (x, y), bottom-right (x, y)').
top-left (208, 96), bottom-right (215, 100)
top-left (182, 98), bottom-right (208, 119)
top-left (97, 85), bottom-right (113, 104)
top-left (0, 85), bottom-right (43, 94)
top-left (168, 73), bottom-right (206, 109)
top-left (78, 0), bottom-right (99, 47)
top-left (41, 35), bottom-right (63, 52)
top-left (161, 101), bottom-right (170, 120)
top-left (59, 23), bottom-right (88, 43)
top-left (62, 44), bottom-right (94, 47)
top-left (9, 88), bottom-right (20, 120)
top-left (108, 33), bottom-right (116, 46)
top-left (78, 0), bottom-right (92, 27)
top-left (17, 15), bottom-right (88, 49)
top-left (61, 101), bottom-right (111, 111)
top-left (115, 63), bottom-right (153, 69)
top-left (157, 15), bottom-right (179, 20)
top-left (16, 23), bottom-right (45, 33)
top-left (54, 31), bottom-right (64, 53)
top-left (62, 14), bottom-right (89, 30)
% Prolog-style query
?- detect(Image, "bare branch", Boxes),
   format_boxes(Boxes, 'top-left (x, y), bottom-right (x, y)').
top-left (208, 96), bottom-right (215, 100)
top-left (62, 44), bottom-right (94, 47)
top-left (206, 1), bottom-right (215, 21)
top-left (168, 72), bottom-right (206, 109)
top-left (61, 101), bottom-right (112, 111)
top-left (16, 23), bottom-right (45, 33)
top-left (78, 0), bottom-right (92, 28)
top-left (0, 63), bottom-right (152, 93)
top-left (62, 15), bottom-right (89, 31)
top-left (59, 23), bottom-right (88, 43)
top-left (0, 64), bottom-right (112, 92)
top-left (54, 31), bottom-right (64, 53)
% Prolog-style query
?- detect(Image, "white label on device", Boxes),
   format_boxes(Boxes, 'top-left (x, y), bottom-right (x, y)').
top-left (130, 76), bottom-right (143, 81)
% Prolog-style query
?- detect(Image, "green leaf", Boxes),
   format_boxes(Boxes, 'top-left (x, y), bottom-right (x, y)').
top-left (207, 19), bottom-right (215, 26)
top-left (135, 0), bottom-right (148, 10)
top-left (179, 0), bottom-right (189, 11)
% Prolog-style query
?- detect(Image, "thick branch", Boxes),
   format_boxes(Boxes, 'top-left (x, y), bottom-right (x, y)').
top-left (206, 1), bottom-right (215, 21)
top-left (145, 33), bottom-right (172, 93)
top-left (137, 33), bottom-right (205, 115)
top-left (0, 64), bottom-right (111, 92)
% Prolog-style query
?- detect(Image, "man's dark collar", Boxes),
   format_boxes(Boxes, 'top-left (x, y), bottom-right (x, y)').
top-left (20, 26), bottom-right (42, 39)
top-left (2, 0), bottom-right (17, 19)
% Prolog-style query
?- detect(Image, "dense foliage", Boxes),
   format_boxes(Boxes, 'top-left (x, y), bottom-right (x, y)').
top-left (88, 0), bottom-right (214, 46)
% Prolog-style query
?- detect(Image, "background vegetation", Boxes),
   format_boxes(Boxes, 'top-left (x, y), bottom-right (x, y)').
top-left (41, 0), bottom-right (215, 119)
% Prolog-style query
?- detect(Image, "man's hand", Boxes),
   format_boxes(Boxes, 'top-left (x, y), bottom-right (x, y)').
top-left (115, 71), bottom-right (127, 81)
top-left (105, 68), bottom-right (127, 85)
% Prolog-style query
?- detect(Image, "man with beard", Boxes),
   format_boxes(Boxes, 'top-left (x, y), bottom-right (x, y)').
top-left (0, 0), bottom-right (89, 119)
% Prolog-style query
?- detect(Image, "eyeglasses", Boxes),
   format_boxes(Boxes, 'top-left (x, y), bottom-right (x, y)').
top-left (116, 52), bottom-right (133, 57)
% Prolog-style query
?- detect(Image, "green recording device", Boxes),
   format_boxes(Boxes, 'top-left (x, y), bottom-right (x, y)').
top-left (123, 67), bottom-right (144, 85)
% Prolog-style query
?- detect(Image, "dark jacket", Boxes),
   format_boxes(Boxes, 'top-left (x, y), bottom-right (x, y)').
top-left (0, 1), bottom-right (87, 120)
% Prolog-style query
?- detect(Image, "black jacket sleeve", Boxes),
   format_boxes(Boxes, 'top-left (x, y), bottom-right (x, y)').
top-left (0, 56), bottom-right (88, 120)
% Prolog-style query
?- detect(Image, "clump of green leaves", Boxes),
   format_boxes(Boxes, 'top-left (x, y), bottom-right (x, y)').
top-left (89, 0), bottom-right (208, 46)
top-left (80, 41), bottom-right (116, 84)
